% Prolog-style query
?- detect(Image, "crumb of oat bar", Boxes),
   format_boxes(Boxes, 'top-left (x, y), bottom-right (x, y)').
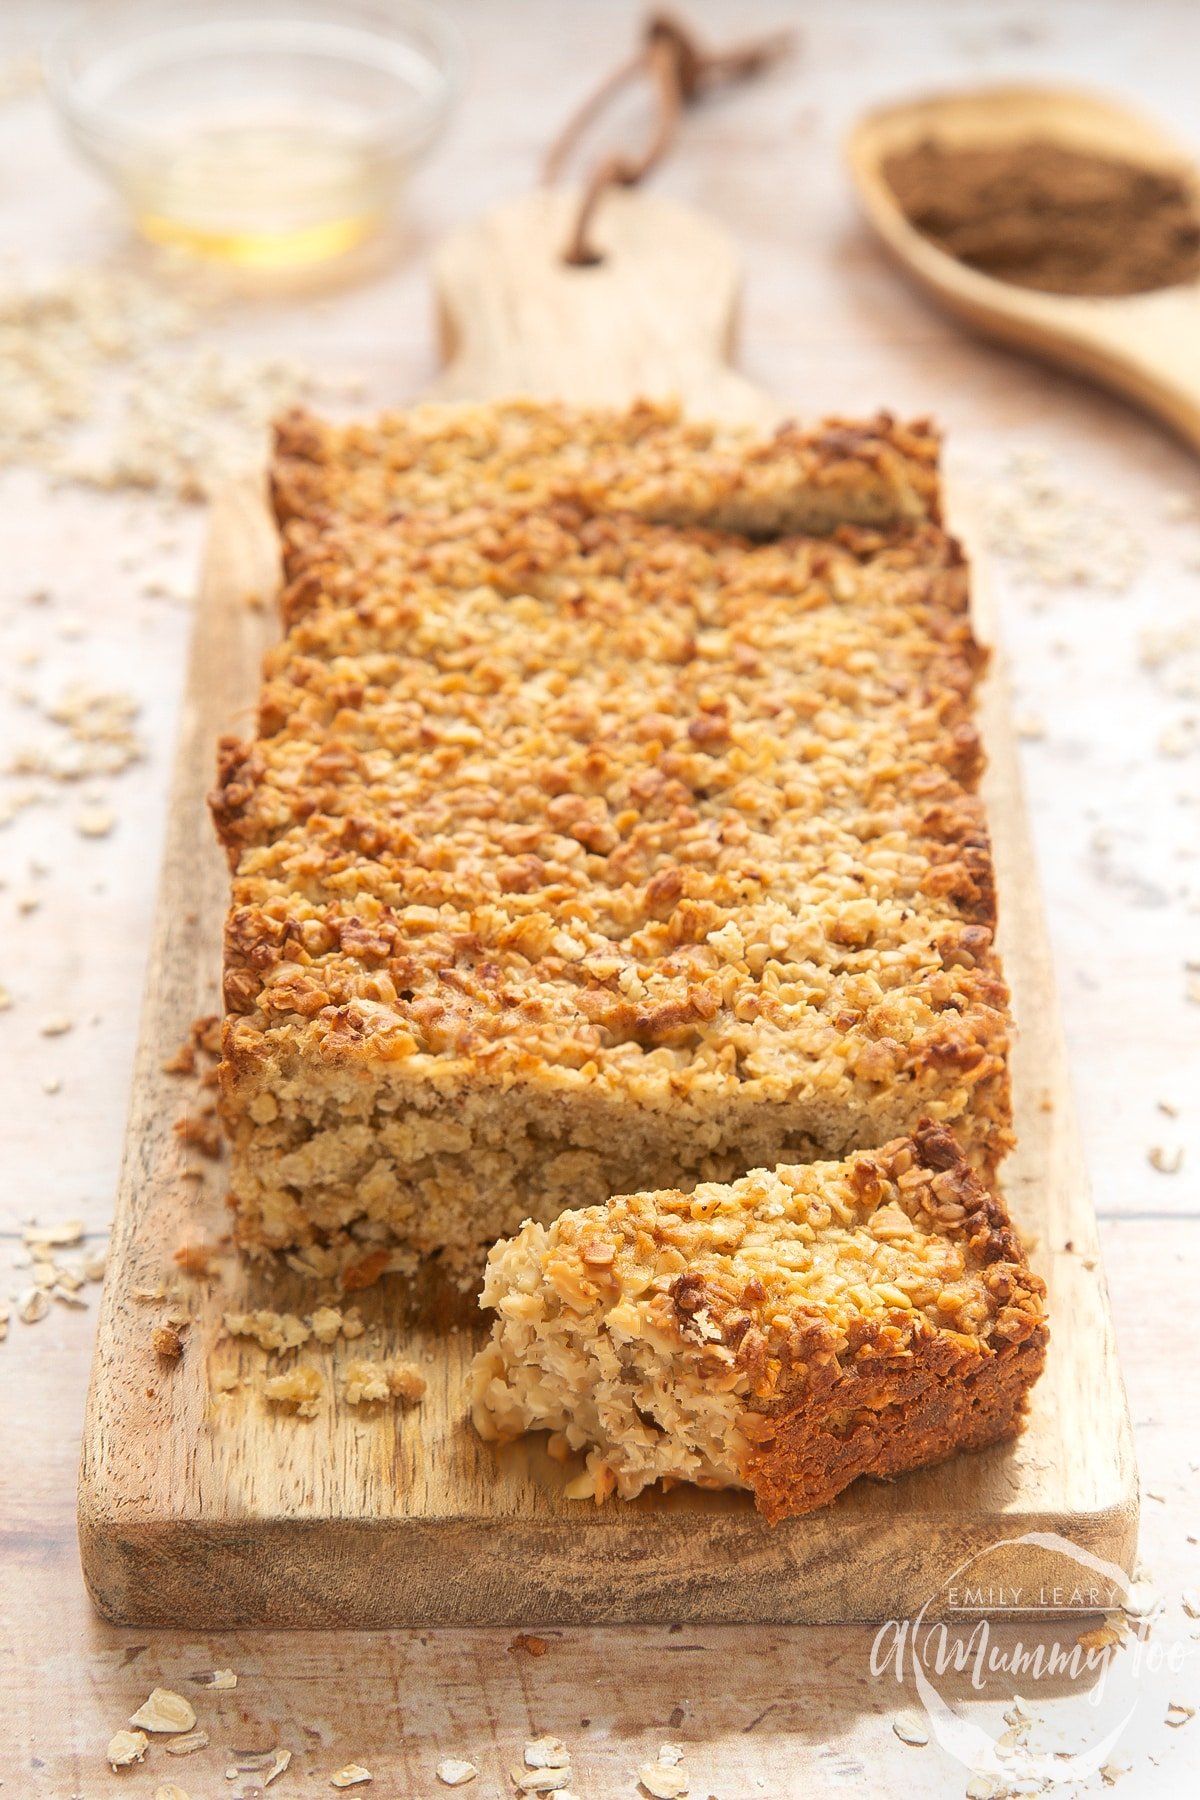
top-left (342, 1358), bottom-right (427, 1406)
top-left (471, 1122), bottom-right (1046, 1522)
top-left (223, 1308), bottom-right (311, 1352)
top-left (263, 1364), bottom-right (323, 1416)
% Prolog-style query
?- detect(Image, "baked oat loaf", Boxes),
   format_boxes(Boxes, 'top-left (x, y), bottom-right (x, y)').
top-left (213, 401), bottom-right (1014, 1267)
top-left (470, 1122), bottom-right (1047, 1521)
top-left (212, 428), bottom-right (1012, 1258)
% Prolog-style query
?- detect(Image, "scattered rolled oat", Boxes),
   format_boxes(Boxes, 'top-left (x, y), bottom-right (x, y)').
top-left (130, 1688), bottom-right (198, 1734)
top-left (38, 1014), bottom-right (72, 1036)
top-left (1182, 1589), bottom-right (1200, 1619)
top-left (82, 1247), bottom-right (108, 1282)
top-left (524, 1737), bottom-right (570, 1769)
top-left (152, 1325), bottom-right (184, 1359)
top-left (657, 1746), bottom-right (683, 1767)
top-left (208, 1667), bottom-right (238, 1689)
top-left (1148, 1145), bottom-right (1184, 1174)
top-left (1122, 1578), bottom-right (1160, 1619)
top-left (892, 1711), bottom-right (929, 1746)
top-left (76, 802), bottom-right (115, 838)
top-left (155, 1785), bottom-right (192, 1800)
top-left (18, 1286), bottom-right (50, 1323)
top-left (1100, 1764), bottom-right (1130, 1788)
top-left (964, 1776), bottom-right (1001, 1800)
top-left (330, 1766), bottom-right (373, 1787)
top-left (23, 1218), bottom-right (84, 1248)
top-left (342, 1358), bottom-right (427, 1406)
top-left (638, 1758), bottom-right (688, 1799)
top-left (263, 1748), bottom-right (292, 1785)
top-left (165, 1729), bottom-right (210, 1756)
top-left (263, 1364), bottom-right (323, 1416)
top-left (1166, 1700), bottom-right (1195, 1727)
top-left (513, 1771), bottom-right (571, 1794)
top-left (107, 1728), bottom-right (149, 1768)
top-left (224, 1308), bottom-right (311, 1352)
top-left (983, 449), bottom-right (1142, 592)
top-left (437, 1760), bottom-right (479, 1787)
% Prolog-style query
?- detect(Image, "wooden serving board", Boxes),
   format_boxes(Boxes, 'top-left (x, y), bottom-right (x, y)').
top-left (79, 190), bottom-right (1137, 1628)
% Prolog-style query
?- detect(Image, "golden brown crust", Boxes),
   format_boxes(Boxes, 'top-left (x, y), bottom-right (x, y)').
top-left (471, 1122), bottom-right (1047, 1521)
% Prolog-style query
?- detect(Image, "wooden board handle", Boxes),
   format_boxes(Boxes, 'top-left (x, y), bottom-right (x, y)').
top-left (428, 187), bottom-right (778, 423)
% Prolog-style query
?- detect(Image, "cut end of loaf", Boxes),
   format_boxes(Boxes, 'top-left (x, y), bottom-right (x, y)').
top-left (470, 1122), bottom-right (1047, 1521)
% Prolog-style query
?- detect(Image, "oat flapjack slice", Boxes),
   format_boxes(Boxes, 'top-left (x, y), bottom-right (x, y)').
top-left (470, 1122), bottom-right (1046, 1522)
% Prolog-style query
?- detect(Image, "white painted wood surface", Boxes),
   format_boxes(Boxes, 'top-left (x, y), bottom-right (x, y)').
top-left (1, 2), bottom-right (1198, 1793)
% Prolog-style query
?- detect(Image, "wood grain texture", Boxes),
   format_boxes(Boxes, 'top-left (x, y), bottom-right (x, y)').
top-left (78, 188), bottom-right (1137, 1629)
top-left (847, 84), bottom-right (1200, 452)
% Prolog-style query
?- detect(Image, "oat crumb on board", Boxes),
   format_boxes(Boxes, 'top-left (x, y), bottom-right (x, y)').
top-left (223, 1308), bottom-right (311, 1352)
top-left (330, 1766), bottom-right (373, 1787)
top-left (342, 1358), bottom-right (427, 1406)
top-left (263, 1364), bottom-right (323, 1416)
top-left (152, 1324), bottom-right (184, 1359)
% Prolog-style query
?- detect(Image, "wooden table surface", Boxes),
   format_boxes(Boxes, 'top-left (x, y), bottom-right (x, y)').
top-left (1, 2), bottom-right (1197, 1795)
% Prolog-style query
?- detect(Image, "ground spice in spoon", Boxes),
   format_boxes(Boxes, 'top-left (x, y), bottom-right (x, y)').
top-left (883, 138), bottom-right (1200, 297)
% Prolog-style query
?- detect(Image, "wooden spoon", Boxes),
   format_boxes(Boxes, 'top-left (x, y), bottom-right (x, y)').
top-left (847, 84), bottom-right (1200, 450)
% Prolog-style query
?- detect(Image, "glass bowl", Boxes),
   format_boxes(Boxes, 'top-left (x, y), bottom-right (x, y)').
top-left (46, 0), bottom-right (463, 267)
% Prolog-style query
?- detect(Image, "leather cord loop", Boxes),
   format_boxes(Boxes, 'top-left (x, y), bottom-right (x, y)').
top-left (544, 10), bottom-right (792, 267)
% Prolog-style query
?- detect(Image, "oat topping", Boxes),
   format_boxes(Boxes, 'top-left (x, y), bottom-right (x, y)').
top-left (330, 1765), bottom-right (373, 1787)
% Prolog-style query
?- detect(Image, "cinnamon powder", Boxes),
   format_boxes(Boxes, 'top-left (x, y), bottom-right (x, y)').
top-left (883, 138), bottom-right (1200, 297)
